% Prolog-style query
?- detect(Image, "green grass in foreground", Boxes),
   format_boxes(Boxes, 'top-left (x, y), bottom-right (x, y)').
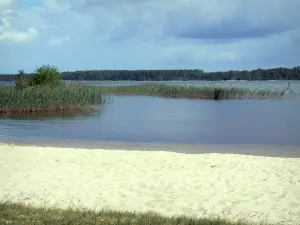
top-left (0, 202), bottom-right (276, 225)
top-left (0, 85), bottom-right (105, 115)
top-left (95, 84), bottom-right (285, 100)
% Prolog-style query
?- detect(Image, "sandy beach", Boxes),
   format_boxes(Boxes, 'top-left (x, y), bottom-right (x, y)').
top-left (1, 143), bottom-right (300, 224)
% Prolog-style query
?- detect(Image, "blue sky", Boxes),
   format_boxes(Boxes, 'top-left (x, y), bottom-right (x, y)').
top-left (17, 0), bottom-right (42, 7)
top-left (0, 0), bottom-right (300, 74)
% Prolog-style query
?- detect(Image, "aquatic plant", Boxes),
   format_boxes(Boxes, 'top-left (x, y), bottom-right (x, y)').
top-left (94, 84), bottom-right (284, 100)
top-left (15, 69), bottom-right (28, 90)
top-left (0, 82), bottom-right (286, 115)
top-left (0, 86), bottom-right (105, 115)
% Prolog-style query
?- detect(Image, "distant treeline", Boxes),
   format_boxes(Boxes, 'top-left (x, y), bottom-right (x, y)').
top-left (1, 67), bottom-right (300, 81)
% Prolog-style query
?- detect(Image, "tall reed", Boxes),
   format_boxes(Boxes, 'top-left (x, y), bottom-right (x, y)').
top-left (0, 85), bottom-right (105, 115)
top-left (95, 84), bottom-right (284, 100)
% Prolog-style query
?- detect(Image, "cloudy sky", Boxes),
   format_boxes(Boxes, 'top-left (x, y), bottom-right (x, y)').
top-left (1, 0), bottom-right (300, 73)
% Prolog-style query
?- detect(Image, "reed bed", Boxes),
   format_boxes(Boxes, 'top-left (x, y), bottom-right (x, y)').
top-left (0, 85), bottom-right (105, 115)
top-left (0, 201), bottom-right (277, 225)
top-left (0, 83), bottom-right (285, 115)
top-left (95, 84), bottom-right (284, 100)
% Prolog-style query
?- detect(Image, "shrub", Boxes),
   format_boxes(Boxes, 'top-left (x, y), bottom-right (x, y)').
top-left (28, 64), bottom-right (62, 87)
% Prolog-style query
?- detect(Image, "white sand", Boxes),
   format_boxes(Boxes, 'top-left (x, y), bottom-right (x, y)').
top-left (0, 143), bottom-right (300, 224)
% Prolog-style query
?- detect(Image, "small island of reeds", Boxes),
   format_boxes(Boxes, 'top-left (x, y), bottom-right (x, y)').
top-left (95, 83), bottom-right (285, 100)
top-left (0, 65), bottom-right (105, 115)
top-left (0, 65), bottom-right (288, 115)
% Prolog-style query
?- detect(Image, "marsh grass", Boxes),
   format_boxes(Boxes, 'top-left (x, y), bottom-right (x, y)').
top-left (0, 83), bottom-right (286, 115)
top-left (0, 201), bottom-right (278, 225)
top-left (95, 84), bottom-right (284, 100)
top-left (0, 85), bottom-right (105, 115)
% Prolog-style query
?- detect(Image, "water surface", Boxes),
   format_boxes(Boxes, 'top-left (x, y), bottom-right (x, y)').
top-left (1, 96), bottom-right (300, 147)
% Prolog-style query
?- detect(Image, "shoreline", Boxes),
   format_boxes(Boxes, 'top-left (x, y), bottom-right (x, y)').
top-left (1, 138), bottom-right (300, 158)
top-left (1, 143), bottom-right (300, 224)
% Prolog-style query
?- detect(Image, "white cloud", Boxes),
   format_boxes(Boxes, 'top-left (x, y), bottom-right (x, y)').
top-left (0, 27), bottom-right (38, 43)
top-left (0, 0), bottom-right (39, 43)
top-left (49, 36), bottom-right (69, 46)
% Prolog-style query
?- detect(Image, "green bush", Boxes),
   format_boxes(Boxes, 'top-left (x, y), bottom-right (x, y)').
top-left (29, 64), bottom-right (62, 87)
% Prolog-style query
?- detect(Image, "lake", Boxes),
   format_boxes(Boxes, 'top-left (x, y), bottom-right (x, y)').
top-left (1, 94), bottom-right (300, 147)
top-left (1, 80), bottom-right (300, 149)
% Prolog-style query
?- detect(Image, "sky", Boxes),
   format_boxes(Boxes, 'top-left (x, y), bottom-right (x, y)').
top-left (0, 0), bottom-right (300, 74)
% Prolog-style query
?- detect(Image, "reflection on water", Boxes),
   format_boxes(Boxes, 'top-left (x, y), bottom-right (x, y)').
top-left (1, 96), bottom-right (300, 147)
top-left (3, 106), bottom-right (104, 121)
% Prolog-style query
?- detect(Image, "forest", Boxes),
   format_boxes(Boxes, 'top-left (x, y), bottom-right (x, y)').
top-left (0, 67), bottom-right (300, 81)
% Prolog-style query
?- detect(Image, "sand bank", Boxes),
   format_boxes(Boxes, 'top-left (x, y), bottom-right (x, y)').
top-left (2, 138), bottom-right (300, 157)
top-left (1, 143), bottom-right (300, 224)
